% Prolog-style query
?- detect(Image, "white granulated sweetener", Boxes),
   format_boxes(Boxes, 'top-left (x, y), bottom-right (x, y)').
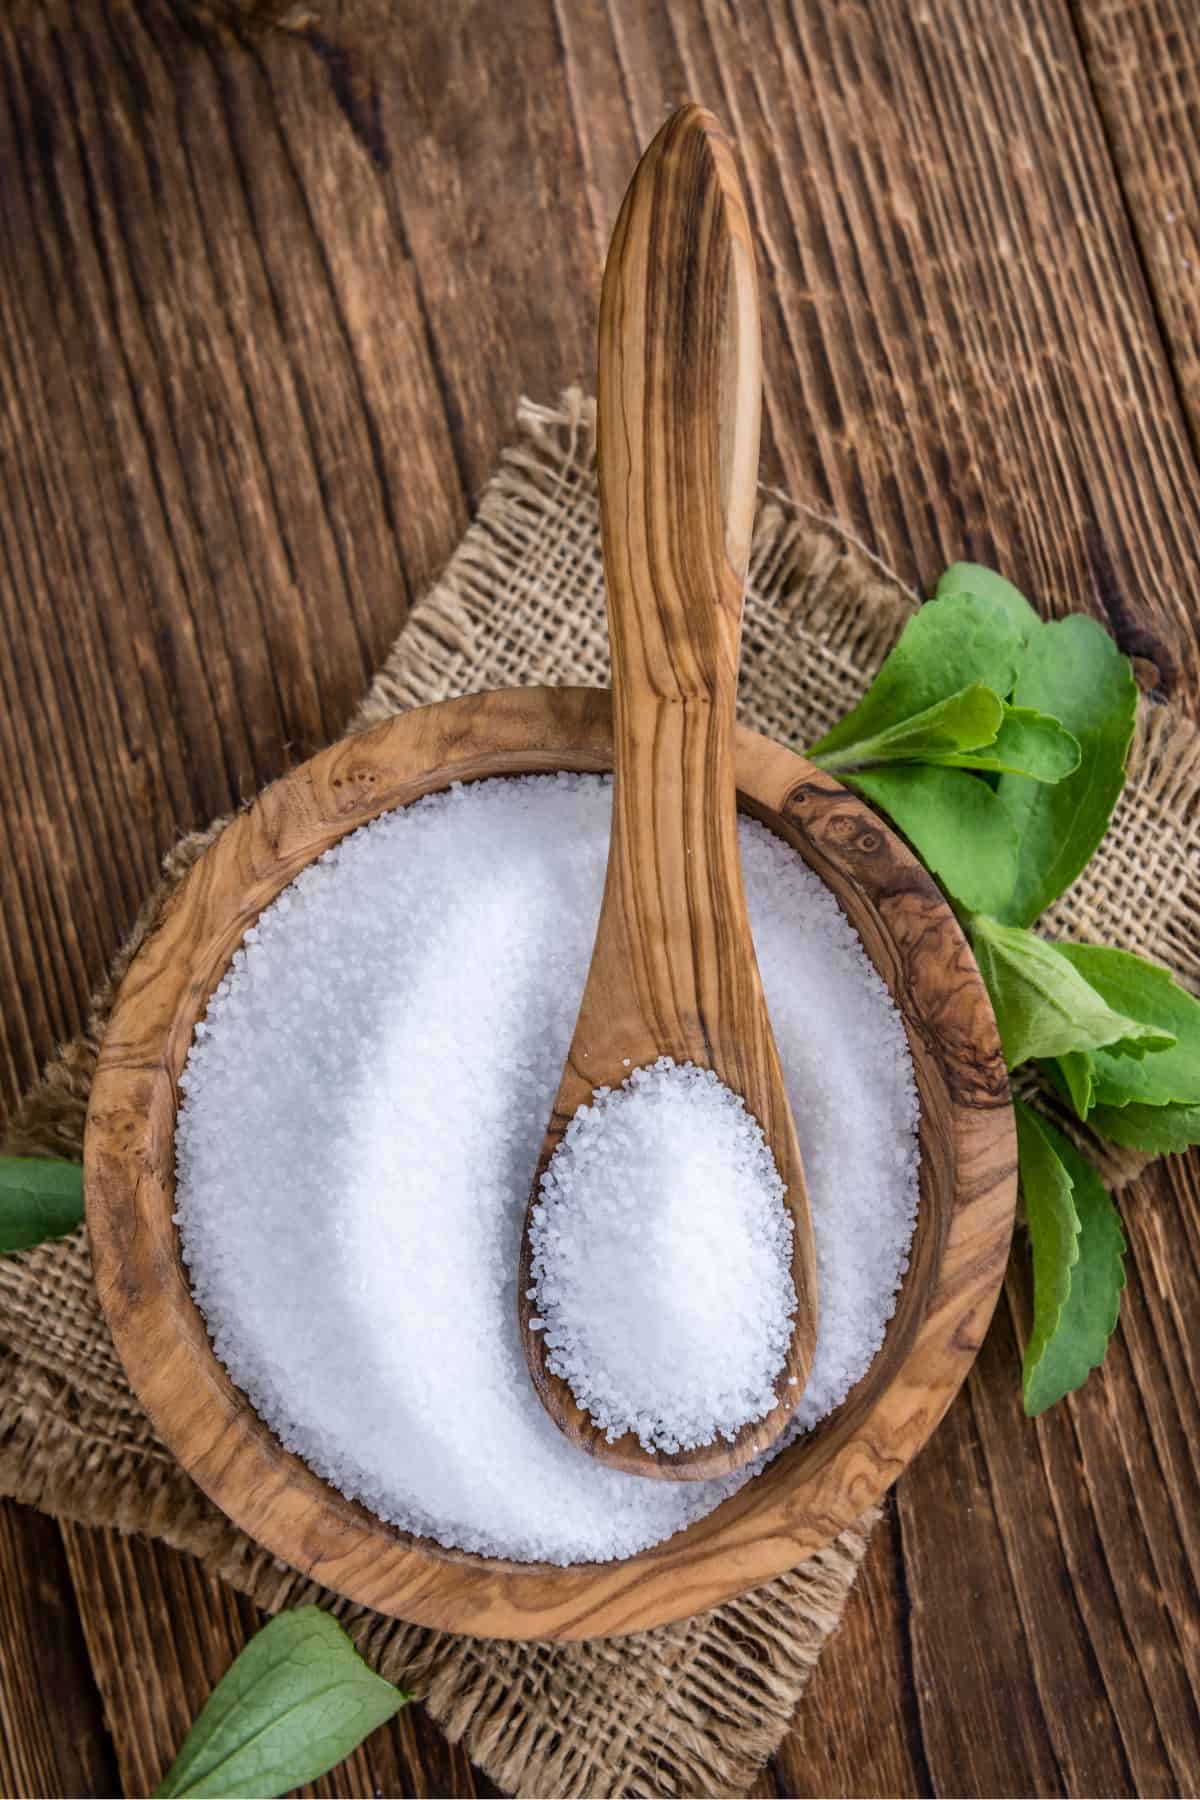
top-left (529, 1060), bottom-right (797, 1453)
top-left (175, 773), bottom-right (920, 1566)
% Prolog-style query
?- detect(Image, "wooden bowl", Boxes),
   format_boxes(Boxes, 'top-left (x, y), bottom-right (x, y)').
top-left (86, 685), bottom-right (1016, 1642)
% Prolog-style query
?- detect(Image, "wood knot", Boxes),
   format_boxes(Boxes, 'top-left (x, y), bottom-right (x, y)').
top-left (791, 792), bottom-right (888, 860)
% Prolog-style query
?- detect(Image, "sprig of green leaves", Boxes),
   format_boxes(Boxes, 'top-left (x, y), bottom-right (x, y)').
top-left (808, 564), bottom-right (1128, 924)
top-left (958, 912), bottom-right (1200, 1418)
top-left (812, 561), bottom-right (1200, 1418)
top-left (155, 1608), bottom-right (407, 1799)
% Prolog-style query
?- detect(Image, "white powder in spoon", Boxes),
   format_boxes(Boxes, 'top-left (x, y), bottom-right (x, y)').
top-left (529, 1060), bottom-right (797, 1453)
top-left (175, 773), bottom-right (919, 1566)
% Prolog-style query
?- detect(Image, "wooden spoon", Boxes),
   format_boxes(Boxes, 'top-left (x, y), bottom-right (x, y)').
top-left (517, 104), bottom-right (818, 1481)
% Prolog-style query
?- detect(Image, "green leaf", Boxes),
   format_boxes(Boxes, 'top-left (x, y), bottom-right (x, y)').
top-left (1016, 1105), bottom-right (1125, 1416)
top-left (1037, 1137), bottom-right (1125, 1412)
top-left (154, 1608), bottom-right (407, 1799)
top-left (968, 916), bottom-right (1174, 1068)
top-left (843, 764), bottom-right (1019, 916)
top-left (1014, 1101), bottom-right (1079, 1410)
top-left (995, 616), bottom-right (1137, 925)
top-left (932, 705), bottom-right (1080, 782)
top-left (808, 593), bottom-right (1024, 761)
top-left (0, 1157), bottom-right (84, 1254)
top-left (1051, 944), bottom-right (1200, 1109)
top-left (934, 564), bottom-right (1042, 647)
top-left (1053, 1051), bottom-right (1095, 1119)
top-left (1089, 1099), bottom-right (1200, 1154)
top-left (812, 682), bottom-right (1004, 773)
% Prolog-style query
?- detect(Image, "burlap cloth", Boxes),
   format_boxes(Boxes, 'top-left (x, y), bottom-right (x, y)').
top-left (3, 391), bottom-right (1199, 1798)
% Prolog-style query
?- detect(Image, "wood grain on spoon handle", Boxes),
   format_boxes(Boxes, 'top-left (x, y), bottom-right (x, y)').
top-left (598, 104), bottom-right (759, 687)
top-left (592, 103), bottom-right (764, 1092)
top-left (519, 106), bottom-right (818, 1480)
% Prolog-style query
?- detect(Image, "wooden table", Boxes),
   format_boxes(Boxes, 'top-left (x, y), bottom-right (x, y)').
top-left (1, 1), bottom-right (1198, 1793)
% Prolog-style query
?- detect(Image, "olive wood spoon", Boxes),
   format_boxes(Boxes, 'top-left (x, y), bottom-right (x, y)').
top-left (517, 104), bottom-right (818, 1480)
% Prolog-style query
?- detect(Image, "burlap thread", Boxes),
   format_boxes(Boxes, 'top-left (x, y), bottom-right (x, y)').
top-left (3, 390), bottom-right (1199, 1797)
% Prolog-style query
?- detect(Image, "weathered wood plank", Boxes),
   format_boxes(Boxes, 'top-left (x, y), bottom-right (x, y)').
top-left (1076, 0), bottom-right (1200, 453)
top-left (896, 1160), bottom-right (1200, 1798)
top-left (0, 0), bottom-right (462, 1114)
top-left (770, 1504), bottom-right (927, 1798)
top-left (0, 1504), bottom-right (117, 1800)
top-left (59, 1522), bottom-right (489, 1798)
top-left (554, 0), bottom-right (1200, 701)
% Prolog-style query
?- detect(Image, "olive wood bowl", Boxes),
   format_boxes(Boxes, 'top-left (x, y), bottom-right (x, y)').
top-left (85, 684), bottom-right (1017, 1642)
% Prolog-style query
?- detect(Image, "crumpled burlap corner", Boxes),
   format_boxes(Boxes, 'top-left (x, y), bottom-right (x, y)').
top-left (3, 390), bottom-right (1199, 1798)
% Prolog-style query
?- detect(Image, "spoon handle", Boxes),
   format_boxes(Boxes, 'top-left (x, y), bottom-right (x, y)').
top-left (598, 103), bottom-right (761, 690)
top-left (595, 104), bottom-right (763, 1076)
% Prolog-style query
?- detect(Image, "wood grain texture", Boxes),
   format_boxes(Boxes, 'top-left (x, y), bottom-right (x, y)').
top-left (895, 1153), bottom-right (1200, 1799)
top-left (769, 1501), bottom-right (929, 1798)
top-left (518, 105), bottom-right (821, 1480)
top-left (0, 1503), bottom-right (117, 1800)
top-left (556, 0), bottom-right (1200, 702)
top-left (1, 0), bottom-right (1199, 1788)
top-left (59, 1521), bottom-right (492, 1799)
top-left (86, 686), bottom-right (1015, 1640)
top-left (1075, 0), bottom-right (1200, 461)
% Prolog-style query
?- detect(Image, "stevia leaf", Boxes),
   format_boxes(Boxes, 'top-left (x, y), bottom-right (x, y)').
top-left (995, 616), bottom-right (1137, 925)
top-left (1040, 1131), bottom-right (1126, 1408)
top-left (843, 764), bottom-right (1019, 916)
top-left (1053, 1051), bottom-right (1095, 1119)
top-left (0, 1156), bottom-right (84, 1254)
top-left (1016, 1105), bottom-right (1126, 1416)
top-left (1052, 944), bottom-right (1200, 1108)
top-left (931, 705), bottom-right (1080, 782)
top-left (968, 916), bottom-right (1175, 1069)
top-left (934, 564), bottom-right (1042, 647)
top-left (807, 593), bottom-right (1023, 761)
top-left (1014, 1102), bottom-right (1078, 1412)
top-left (154, 1608), bottom-right (406, 1799)
top-left (811, 682), bottom-right (1004, 773)
top-left (1089, 1099), bottom-right (1200, 1154)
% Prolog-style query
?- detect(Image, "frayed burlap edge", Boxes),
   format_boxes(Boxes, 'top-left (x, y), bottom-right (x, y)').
top-left (4, 387), bottom-right (1200, 1796)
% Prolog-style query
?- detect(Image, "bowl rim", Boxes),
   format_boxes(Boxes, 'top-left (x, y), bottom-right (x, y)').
top-left (85, 684), bottom-right (1016, 1641)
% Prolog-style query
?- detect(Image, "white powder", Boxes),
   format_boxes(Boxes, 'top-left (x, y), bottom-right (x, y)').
top-left (529, 1060), bottom-right (797, 1453)
top-left (175, 774), bottom-right (920, 1566)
